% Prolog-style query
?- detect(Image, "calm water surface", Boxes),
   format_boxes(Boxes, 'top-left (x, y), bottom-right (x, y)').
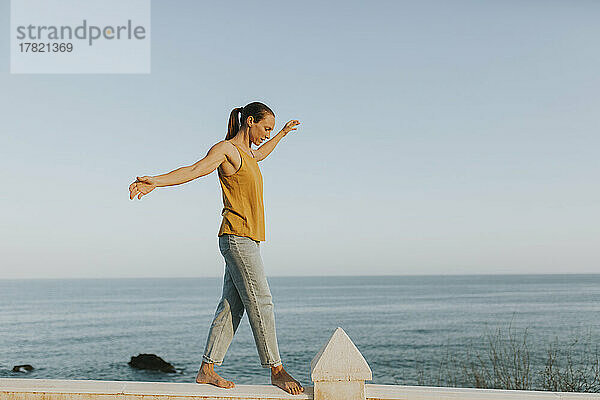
top-left (0, 274), bottom-right (599, 386)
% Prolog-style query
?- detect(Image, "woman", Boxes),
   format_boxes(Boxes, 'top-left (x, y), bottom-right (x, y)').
top-left (128, 102), bottom-right (303, 395)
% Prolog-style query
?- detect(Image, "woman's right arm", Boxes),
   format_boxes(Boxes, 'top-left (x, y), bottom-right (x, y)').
top-left (129, 141), bottom-right (228, 200)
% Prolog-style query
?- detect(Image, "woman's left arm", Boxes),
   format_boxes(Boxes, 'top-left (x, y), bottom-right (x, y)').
top-left (254, 120), bottom-right (300, 161)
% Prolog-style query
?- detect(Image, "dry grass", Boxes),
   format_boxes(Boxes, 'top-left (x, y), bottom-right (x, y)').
top-left (415, 320), bottom-right (600, 393)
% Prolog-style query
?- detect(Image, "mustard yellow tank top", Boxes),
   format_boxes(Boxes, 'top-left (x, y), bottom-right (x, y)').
top-left (217, 142), bottom-right (265, 242)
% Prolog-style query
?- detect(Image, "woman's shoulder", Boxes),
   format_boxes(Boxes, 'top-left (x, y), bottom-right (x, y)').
top-left (215, 140), bottom-right (243, 176)
top-left (208, 140), bottom-right (239, 160)
top-left (212, 139), bottom-right (236, 150)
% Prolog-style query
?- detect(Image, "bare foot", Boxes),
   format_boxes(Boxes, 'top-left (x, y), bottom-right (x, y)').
top-left (271, 364), bottom-right (304, 395)
top-left (195, 361), bottom-right (235, 389)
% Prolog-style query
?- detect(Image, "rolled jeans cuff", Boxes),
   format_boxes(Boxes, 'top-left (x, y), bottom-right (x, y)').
top-left (262, 359), bottom-right (282, 368)
top-left (202, 354), bottom-right (223, 366)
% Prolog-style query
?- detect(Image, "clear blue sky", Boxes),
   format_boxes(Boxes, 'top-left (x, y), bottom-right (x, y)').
top-left (1, 0), bottom-right (598, 279)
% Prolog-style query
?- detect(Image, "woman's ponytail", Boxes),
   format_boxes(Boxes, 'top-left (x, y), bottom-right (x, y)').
top-left (226, 107), bottom-right (243, 140)
top-left (225, 102), bottom-right (275, 140)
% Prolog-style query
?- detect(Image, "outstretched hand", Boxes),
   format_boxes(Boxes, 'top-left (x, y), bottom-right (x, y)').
top-left (129, 176), bottom-right (157, 200)
top-left (282, 120), bottom-right (300, 135)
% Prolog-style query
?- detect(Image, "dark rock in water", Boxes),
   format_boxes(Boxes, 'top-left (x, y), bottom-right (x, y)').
top-left (128, 353), bottom-right (176, 373)
top-left (12, 364), bottom-right (34, 372)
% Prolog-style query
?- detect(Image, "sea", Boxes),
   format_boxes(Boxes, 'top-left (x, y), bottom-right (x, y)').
top-left (1, 274), bottom-right (599, 387)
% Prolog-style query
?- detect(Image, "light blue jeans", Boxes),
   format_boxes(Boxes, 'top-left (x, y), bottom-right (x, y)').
top-left (202, 234), bottom-right (282, 368)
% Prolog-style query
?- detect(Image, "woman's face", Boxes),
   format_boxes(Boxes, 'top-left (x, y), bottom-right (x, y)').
top-left (249, 114), bottom-right (275, 146)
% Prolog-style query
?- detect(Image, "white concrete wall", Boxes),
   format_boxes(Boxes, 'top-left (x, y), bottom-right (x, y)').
top-left (2, 379), bottom-right (599, 400)
top-left (0, 378), bottom-right (309, 399)
top-left (367, 384), bottom-right (600, 400)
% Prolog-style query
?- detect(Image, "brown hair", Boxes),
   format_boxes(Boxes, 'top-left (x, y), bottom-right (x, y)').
top-left (226, 102), bottom-right (275, 140)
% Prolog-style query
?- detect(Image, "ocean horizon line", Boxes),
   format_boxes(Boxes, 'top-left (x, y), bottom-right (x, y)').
top-left (1, 272), bottom-right (599, 281)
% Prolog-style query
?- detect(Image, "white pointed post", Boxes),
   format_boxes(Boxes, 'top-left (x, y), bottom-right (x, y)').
top-left (310, 327), bottom-right (372, 400)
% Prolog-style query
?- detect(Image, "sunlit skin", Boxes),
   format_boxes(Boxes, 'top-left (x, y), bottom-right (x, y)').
top-left (128, 115), bottom-right (299, 197)
top-left (128, 114), bottom-right (304, 395)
